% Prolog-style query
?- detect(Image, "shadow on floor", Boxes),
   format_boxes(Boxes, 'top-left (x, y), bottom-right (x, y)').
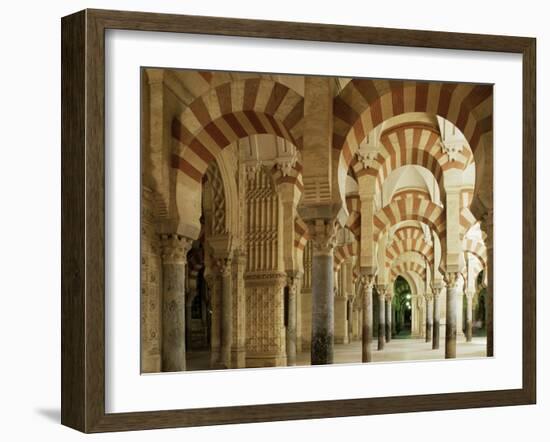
top-left (35, 408), bottom-right (60, 423)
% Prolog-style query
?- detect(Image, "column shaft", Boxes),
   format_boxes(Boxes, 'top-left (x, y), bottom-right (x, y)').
top-left (311, 251), bottom-right (334, 364)
top-left (362, 282), bottom-right (373, 362)
top-left (160, 235), bottom-right (192, 372)
top-left (378, 293), bottom-right (385, 350)
top-left (220, 260), bottom-right (233, 368)
top-left (465, 293), bottom-right (473, 342)
top-left (286, 275), bottom-right (298, 366)
top-left (425, 295), bottom-right (433, 343)
top-left (385, 298), bottom-right (392, 343)
top-left (445, 274), bottom-right (459, 359)
top-left (432, 292), bottom-right (440, 350)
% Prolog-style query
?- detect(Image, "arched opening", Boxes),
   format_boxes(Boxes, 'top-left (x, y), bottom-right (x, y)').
top-left (392, 276), bottom-right (413, 338)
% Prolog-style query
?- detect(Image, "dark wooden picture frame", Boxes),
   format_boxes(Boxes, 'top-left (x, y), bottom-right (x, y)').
top-left (61, 8), bottom-right (536, 433)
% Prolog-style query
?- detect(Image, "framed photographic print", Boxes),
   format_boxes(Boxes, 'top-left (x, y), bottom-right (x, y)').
top-left (61, 9), bottom-right (536, 433)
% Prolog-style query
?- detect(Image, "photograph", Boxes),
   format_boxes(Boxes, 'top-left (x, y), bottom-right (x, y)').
top-left (139, 69), bottom-right (494, 373)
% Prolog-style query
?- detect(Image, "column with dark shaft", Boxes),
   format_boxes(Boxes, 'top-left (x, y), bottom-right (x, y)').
top-left (361, 274), bottom-right (374, 362)
top-left (465, 290), bottom-right (474, 342)
top-left (219, 258), bottom-right (233, 368)
top-left (385, 292), bottom-right (392, 343)
top-left (377, 286), bottom-right (386, 350)
top-left (424, 293), bottom-right (433, 343)
top-left (432, 282), bottom-right (442, 350)
top-left (445, 272), bottom-right (460, 358)
top-left (310, 220), bottom-right (336, 365)
top-left (482, 211), bottom-right (494, 356)
top-left (160, 234), bottom-right (193, 372)
top-left (286, 272), bottom-right (300, 366)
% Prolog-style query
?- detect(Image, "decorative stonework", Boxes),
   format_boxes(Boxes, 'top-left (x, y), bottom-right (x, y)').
top-left (160, 234), bottom-right (193, 264)
top-left (360, 273), bottom-right (376, 290)
top-left (444, 272), bottom-right (460, 288)
top-left (245, 161), bottom-right (262, 181)
top-left (440, 140), bottom-right (464, 162)
top-left (205, 162), bottom-right (227, 235)
top-left (245, 274), bottom-right (286, 357)
top-left (275, 152), bottom-right (298, 177)
top-left (356, 148), bottom-right (379, 169)
top-left (217, 258), bottom-right (232, 277)
top-left (309, 219), bottom-right (337, 256)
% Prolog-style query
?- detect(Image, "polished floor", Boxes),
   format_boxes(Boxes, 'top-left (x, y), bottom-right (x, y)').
top-left (187, 335), bottom-right (488, 371)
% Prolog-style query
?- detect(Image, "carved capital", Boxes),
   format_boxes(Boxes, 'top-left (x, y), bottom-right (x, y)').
top-left (440, 140), bottom-right (464, 162)
top-left (444, 272), bottom-right (460, 288)
top-left (286, 271), bottom-right (301, 295)
top-left (160, 234), bottom-right (193, 264)
top-left (376, 284), bottom-right (387, 298)
top-left (424, 292), bottom-right (433, 302)
top-left (275, 152), bottom-right (298, 177)
top-left (360, 273), bottom-right (376, 290)
top-left (217, 258), bottom-right (233, 277)
top-left (356, 148), bottom-right (379, 169)
top-left (309, 219), bottom-right (337, 256)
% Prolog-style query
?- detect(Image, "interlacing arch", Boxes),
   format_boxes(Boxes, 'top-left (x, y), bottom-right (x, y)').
top-left (333, 79), bottom-right (493, 169)
top-left (171, 78), bottom-right (304, 185)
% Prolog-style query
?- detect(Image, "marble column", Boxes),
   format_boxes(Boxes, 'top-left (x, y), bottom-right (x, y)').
top-left (456, 289), bottom-right (465, 339)
top-left (310, 222), bottom-right (336, 365)
top-left (425, 293), bottom-right (433, 343)
top-left (361, 274), bottom-right (374, 362)
top-left (160, 234), bottom-right (193, 372)
top-left (465, 290), bottom-right (474, 342)
top-left (445, 272), bottom-right (460, 359)
top-left (219, 258), bottom-right (233, 368)
top-left (286, 272), bottom-right (300, 366)
top-left (432, 283), bottom-right (442, 350)
top-left (385, 294), bottom-right (392, 343)
top-left (376, 286), bottom-right (386, 350)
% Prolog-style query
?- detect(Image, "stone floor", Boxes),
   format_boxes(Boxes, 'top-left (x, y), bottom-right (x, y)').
top-left (187, 336), bottom-right (487, 371)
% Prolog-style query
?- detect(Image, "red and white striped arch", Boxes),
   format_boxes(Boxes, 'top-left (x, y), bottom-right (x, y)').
top-left (171, 78), bottom-right (304, 184)
top-left (390, 260), bottom-right (426, 282)
top-left (386, 235), bottom-right (434, 270)
top-left (334, 241), bottom-right (358, 270)
top-left (463, 237), bottom-right (488, 269)
top-left (345, 195), bottom-right (361, 240)
top-left (349, 124), bottom-right (473, 195)
top-left (334, 80), bottom-right (493, 172)
top-left (373, 193), bottom-right (446, 244)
